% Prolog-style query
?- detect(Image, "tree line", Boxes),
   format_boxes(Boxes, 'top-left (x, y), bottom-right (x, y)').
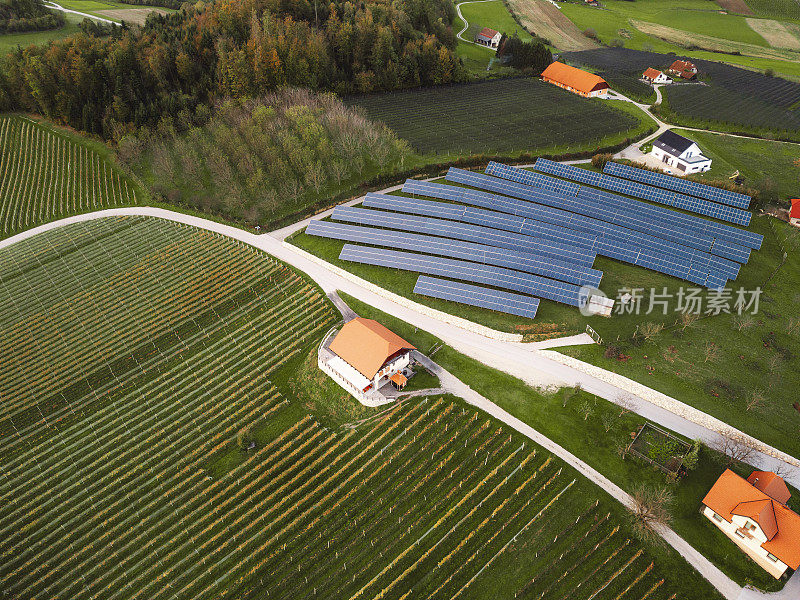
top-left (0, 0), bottom-right (64, 33)
top-left (0, 0), bottom-right (466, 139)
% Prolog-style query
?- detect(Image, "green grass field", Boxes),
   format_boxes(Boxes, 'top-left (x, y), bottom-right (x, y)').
top-left (668, 129), bottom-right (800, 201)
top-left (0, 114), bottom-right (142, 238)
top-left (745, 0), bottom-right (800, 21)
top-left (459, 0), bottom-right (531, 42)
top-left (0, 217), bottom-right (705, 599)
top-left (346, 78), bottom-right (653, 157)
top-left (340, 291), bottom-right (792, 593)
top-left (0, 12), bottom-right (81, 51)
top-left (560, 0), bottom-right (800, 78)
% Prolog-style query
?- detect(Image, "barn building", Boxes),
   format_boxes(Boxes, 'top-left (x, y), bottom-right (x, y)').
top-left (642, 68), bottom-right (672, 84)
top-left (475, 27), bottom-right (502, 48)
top-left (667, 59), bottom-right (697, 80)
top-left (702, 469), bottom-right (800, 579)
top-left (649, 130), bottom-right (711, 174)
top-left (790, 199), bottom-right (800, 227)
top-left (318, 317), bottom-right (416, 405)
top-left (540, 62), bottom-right (609, 98)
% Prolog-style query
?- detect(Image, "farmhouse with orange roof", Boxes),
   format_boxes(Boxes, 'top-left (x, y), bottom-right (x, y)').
top-left (701, 469), bottom-right (800, 579)
top-left (541, 62), bottom-right (609, 98)
top-left (318, 317), bottom-right (416, 405)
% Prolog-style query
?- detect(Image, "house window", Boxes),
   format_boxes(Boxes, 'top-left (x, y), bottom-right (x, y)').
top-left (735, 529), bottom-right (746, 539)
top-left (744, 521), bottom-right (757, 532)
top-left (767, 553), bottom-right (779, 563)
top-left (712, 512), bottom-right (723, 523)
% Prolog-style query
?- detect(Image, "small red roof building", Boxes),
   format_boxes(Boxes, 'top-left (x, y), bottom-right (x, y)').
top-left (668, 60), bottom-right (697, 80)
top-left (789, 198), bottom-right (800, 222)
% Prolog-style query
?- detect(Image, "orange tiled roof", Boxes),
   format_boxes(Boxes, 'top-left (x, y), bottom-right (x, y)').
top-left (478, 27), bottom-right (499, 39)
top-left (790, 199), bottom-right (800, 219)
top-left (643, 68), bottom-right (662, 80)
top-left (748, 471), bottom-right (791, 504)
top-left (541, 62), bottom-right (609, 95)
top-left (702, 469), bottom-right (800, 569)
top-left (329, 318), bottom-right (415, 380)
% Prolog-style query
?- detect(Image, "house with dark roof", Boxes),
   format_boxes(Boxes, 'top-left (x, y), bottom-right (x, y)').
top-left (649, 130), bottom-right (711, 174)
top-left (318, 317), bottom-right (416, 405)
top-left (541, 62), bottom-right (609, 98)
top-left (475, 27), bottom-right (501, 48)
top-left (702, 469), bottom-right (800, 579)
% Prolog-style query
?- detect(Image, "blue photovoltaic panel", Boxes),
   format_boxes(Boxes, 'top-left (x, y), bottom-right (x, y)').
top-left (414, 276), bottom-right (540, 319)
top-left (305, 220), bottom-right (603, 287)
top-left (487, 160), bottom-right (762, 250)
top-left (330, 206), bottom-right (597, 267)
top-left (442, 170), bottom-right (740, 285)
top-left (364, 193), bottom-right (596, 251)
top-left (527, 159), bottom-right (752, 226)
top-left (338, 244), bottom-right (584, 306)
top-left (578, 187), bottom-right (762, 251)
top-left (406, 179), bottom-right (750, 263)
top-left (604, 161), bottom-right (751, 209)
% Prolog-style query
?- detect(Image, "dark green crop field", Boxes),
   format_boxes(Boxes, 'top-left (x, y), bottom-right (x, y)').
top-left (347, 77), bottom-right (650, 156)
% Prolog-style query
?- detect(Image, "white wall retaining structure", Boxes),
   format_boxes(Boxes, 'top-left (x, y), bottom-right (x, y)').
top-left (284, 241), bottom-right (525, 343)
top-left (541, 349), bottom-right (800, 469)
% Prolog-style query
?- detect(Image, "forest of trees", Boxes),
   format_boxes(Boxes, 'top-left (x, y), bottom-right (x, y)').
top-left (0, 0), bottom-right (465, 139)
top-left (495, 34), bottom-right (552, 73)
top-left (120, 89), bottom-right (410, 225)
top-left (0, 0), bottom-right (64, 33)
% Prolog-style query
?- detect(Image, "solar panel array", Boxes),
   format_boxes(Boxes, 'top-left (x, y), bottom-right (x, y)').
top-left (305, 220), bottom-right (602, 287)
top-left (444, 168), bottom-right (736, 288)
top-left (527, 159), bottom-right (752, 226)
top-left (603, 161), bottom-right (751, 209)
top-left (414, 276), bottom-right (540, 319)
top-left (407, 179), bottom-right (750, 263)
top-left (331, 206), bottom-right (597, 266)
top-left (339, 244), bottom-right (585, 306)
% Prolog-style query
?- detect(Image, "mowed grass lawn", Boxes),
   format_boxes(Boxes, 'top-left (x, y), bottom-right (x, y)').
top-left (668, 129), bottom-right (800, 202)
top-left (340, 292), bottom-right (790, 593)
top-left (346, 78), bottom-right (653, 157)
top-left (0, 13), bottom-right (82, 52)
top-left (459, 0), bottom-right (531, 41)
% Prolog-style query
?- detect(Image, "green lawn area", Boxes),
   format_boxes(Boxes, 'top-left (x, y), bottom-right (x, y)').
top-left (339, 291), bottom-right (792, 593)
top-left (459, 0), bottom-right (531, 42)
top-left (560, 0), bottom-right (800, 79)
top-left (0, 13), bottom-right (82, 52)
top-left (57, 0), bottom-right (174, 20)
top-left (670, 129), bottom-right (800, 202)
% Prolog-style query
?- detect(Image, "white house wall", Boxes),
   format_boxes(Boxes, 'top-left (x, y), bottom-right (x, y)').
top-left (702, 506), bottom-right (789, 579)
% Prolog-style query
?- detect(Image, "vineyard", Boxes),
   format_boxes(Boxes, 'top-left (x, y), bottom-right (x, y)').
top-left (0, 115), bottom-right (139, 238)
top-left (346, 78), bottom-right (647, 156)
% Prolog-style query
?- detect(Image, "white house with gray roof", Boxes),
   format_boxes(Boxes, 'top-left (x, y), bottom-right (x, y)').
top-left (649, 130), bottom-right (711, 174)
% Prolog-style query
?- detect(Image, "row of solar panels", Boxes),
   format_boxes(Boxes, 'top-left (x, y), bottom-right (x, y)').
top-left (603, 161), bottom-right (751, 209)
top-left (414, 276), bottom-right (540, 319)
top-left (381, 189), bottom-right (738, 285)
top-left (409, 177), bottom-right (749, 265)
top-left (526, 159), bottom-right (752, 226)
top-left (481, 162), bottom-right (763, 250)
top-left (440, 171), bottom-right (736, 287)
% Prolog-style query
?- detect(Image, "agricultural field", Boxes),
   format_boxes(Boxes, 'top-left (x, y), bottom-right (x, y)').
top-left (597, 71), bottom-right (656, 103)
top-left (341, 291), bottom-right (796, 592)
top-left (50, 0), bottom-right (172, 22)
top-left (0, 115), bottom-right (140, 238)
top-left (0, 12), bottom-right (81, 51)
top-left (559, 0), bottom-right (800, 78)
top-left (346, 78), bottom-right (652, 156)
top-left (744, 0), bottom-right (800, 20)
top-left (505, 0), bottom-right (598, 51)
top-left (563, 47), bottom-right (800, 138)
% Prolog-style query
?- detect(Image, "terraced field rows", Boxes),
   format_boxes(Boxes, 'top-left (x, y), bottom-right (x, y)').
top-left (0, 115), bottom-right (138, 237)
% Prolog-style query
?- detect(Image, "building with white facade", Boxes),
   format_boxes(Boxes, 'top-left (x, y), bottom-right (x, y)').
top-left (475, 27), bottom-right (502, 48)
top-left (642, 68), bottom-right (672, 85)
top-left (318, 317), bottom-right (415, 406)
top-left (702, 469), bottom-right (800, 579)
top-left (650, 130), bottom-right (712, 174)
